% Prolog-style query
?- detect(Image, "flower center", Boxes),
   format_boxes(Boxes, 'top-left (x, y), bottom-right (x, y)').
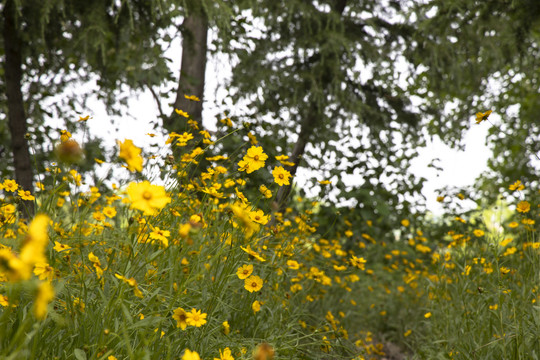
top-left (254, 155), bottom-right (259, 161)
top-left (279, 174), bottom-right (284, 179)
top-left (142, 191), bottom-right (152, 200)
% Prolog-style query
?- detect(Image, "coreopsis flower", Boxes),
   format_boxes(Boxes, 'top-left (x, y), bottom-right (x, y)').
top-left (237, 264), bottom-right (253, 279)
top-left (436, 196), bottom-right (445, 203)
top-left (473, 229), bottom-right (485, 237)
top-left (240, 245), bottom-right (266, 262)
top-left (182, 349), bottom-right (201, 360)
top-left (78, 115), bottom-right (90, 122)
top-left (516, 200), bottom-right (531, 213)
top-left (186, 308), bottom-right (207, 327)
top-left (60, 130), bottom-right (72, 142)
top-left (401, 219), bottom-right (410, 227)
top-left (249, 209), bottom-right (269, 225)
top-left (88, 252), bottom-right (104, 278)
top-left (238, 146), bottom-right (268, 174)
top-left (173, 307), bottom-right (188, 330)
top-left (509, 180), bottom-right (525, 191)
top-left (350, 255), bottom-right (366, 270)
top-left (252, 300), bottom-right (262, 313)
top-left (176, 132), bottom-right (194, 147)
top-left (18, 189), bottom-right (35, 201)
top-left (19, 214), bottom-right (50, 275)
top-left (424, 312), bottom-right (432, 318)
top-left (126, 181), bottom-right (171, 216)
top-left (0, 294), bottom-right (8, 307)
top-left (34, 281), bottom-right (55, 320)
top-left (259, 185), bottom-right (272, 198)
top-left (34, 262), bottom-right (54, 281)
top-left (272, 166), bottom-right (291, 186)
top-left (214, 347), bottom-right (234, 360)
top-left (253, 343), bottom-right (275, 360)
top-left (184, 94), bottom-right (200, 101)
top-left (318, 180), bottom-right (331, 185)
top-left (222, 321), bottom-right (230, 335)
top-left (286, 260), bottom-right (300, 270)
top-left (244, 275), bottom-right (263, 293)
top-left (475, 110), bottom-right (492, 124)
top-left (102, 206), bottom-right (117, 218)
top-left (149, 226), bottom-right (170, 247)
top-left (115, 274), bottom-right (143, 298)
top-left (175, 109), bottom-right (189, 118)
top-left (118, 139), bottom-right (143, 172)
top-left (53, 241), bottom-right (72, 254)
top-left (3, 179), bottom-right (18, 192)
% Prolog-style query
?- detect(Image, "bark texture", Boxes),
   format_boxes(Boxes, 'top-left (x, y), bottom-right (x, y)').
top-left (166, 13), bottom-right (208, 130)
top-left (3, 0), bottom-right (34, 217)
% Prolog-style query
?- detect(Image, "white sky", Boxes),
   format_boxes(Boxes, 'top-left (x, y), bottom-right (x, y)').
top-left (75, 29), bottom-right (491, 215)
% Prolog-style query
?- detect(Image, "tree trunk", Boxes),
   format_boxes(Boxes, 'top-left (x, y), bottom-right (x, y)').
top-left (275, 110), bottom-right (319, 211)
top-left (165, 12), bottom-right (208, 131)
top-left (3, 0), bottom-right (34, 218)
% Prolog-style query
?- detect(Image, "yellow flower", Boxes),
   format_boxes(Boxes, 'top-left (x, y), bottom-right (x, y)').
top-left (475, 110), bottom-right (492, 124)
top-left (259, 185), bottom-right (272, 198)
top-left (20, 214), bottom-right (50, 274)
top-left (272, 166), bottom-right (291, 186)
top-left (508, 221), bottom-right (519, 228)
top-left (318, 180), bottom-right (331, 185)
top-left (126, 181), bottom-right (171, 216)
top-left (436, 196), bottom-right (445, 203)
top-left (401, 219), bottom-right (410, 227)
top-left (102, 206), bottom-right (117, 218)
top-left (509, 180), bottom-right (525, 191)
top-left (473, 229), bottom-right (485, 237)
top-left (516, 200), bottom-right (530, 213)
top-left (175, 109), bottom-right (189, 117)
top-left (186, 308), bottom-right (207, 327)
top-left (3, 179), bottom-right (18, 192)
top-left (222, 320), bottom-right (230, 335)
top-left (489, 304), bottom-right (498, 310)
top-left (53, 241), bottom-right (71, 254)
top-left (249, 209), bottom-right (269, 225)
top-left (118, 139), bottom-right (143, 172)
top-left (244, 275), bottom-right (263, 293)
top-left (287, 260), bottom-right (300, 270)
top-left (252, 300), bottom-right (262, 313)
top-left (350, 255), bottom-right (366, 270)
top-left (424, 312), bottom-right (432, 318)
top-left (0, 294), bottom-right (8, 307)
top-left (34, 281), bottom-right (55, 320)
top-left (253, 343), bottom-right (275, 360)
top-left (78, 115), bottom-right (90, 122)
top-left (237, 264), bottom-right (254, 280)
top-left (238, 146), bottom-right (268, 174)
top-left (18, 189), bottom-right (35, 201)
top-left (34, 262), bottom-right (54, 281)
top-left (173, 307), bottom-right (188, 330)
top-left (149, 226), bottom-right (170, 247)
top-left (182, 349), bottom-right (201, 360)
top-left (214, 347), bottom-right (234, 360)
top-left (404, 329), bottom-right (412, 337)
top-left (184, 94), bottom-right (200, 101)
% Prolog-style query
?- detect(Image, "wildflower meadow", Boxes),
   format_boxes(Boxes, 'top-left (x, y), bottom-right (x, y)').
top-left (0, 105), bottom-right (538, 360)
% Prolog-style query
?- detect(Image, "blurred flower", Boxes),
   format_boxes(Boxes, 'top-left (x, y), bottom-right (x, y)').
top-left (118, 139), bottom-right (143, 172)
top-left (509, 180), bottom-right (524, 191)
top-left (184, 94), bottom-right (200, 101)
top-left (182, 349), bottom-right (200, 360)
top-left (475, 110), bottom-right (492, 124)
top-left (214, 347), bottom-right (234, 360)
top-left (34, 281), bottom-right (55, 320)
top-left (126, 181), bottom-right (171, 216)
top-left (516, 201), bottom-right (530, 213)
top-left (253, 343), bottom-right (275, 360)
top-left (55, 139), bottom-right (84, 164)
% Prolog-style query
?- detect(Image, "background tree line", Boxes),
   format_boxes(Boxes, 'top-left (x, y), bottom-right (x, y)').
top-left (1, 0), bottom-right (539, 228)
